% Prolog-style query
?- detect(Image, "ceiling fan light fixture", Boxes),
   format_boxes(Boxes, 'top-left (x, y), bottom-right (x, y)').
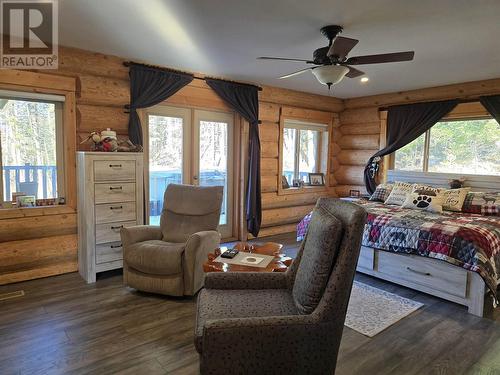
top-left (311, 65), bottom-right (349, 86)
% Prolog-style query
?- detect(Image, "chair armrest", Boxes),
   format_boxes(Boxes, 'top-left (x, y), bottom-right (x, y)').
top-left (200, 315), bottom-right (340, 373)
top-left (183, 230), bottom-right (221, 294)
top-left (120, 225), bottom-right (162, 247)
top-left (204, 271), bottom-right (291, 290)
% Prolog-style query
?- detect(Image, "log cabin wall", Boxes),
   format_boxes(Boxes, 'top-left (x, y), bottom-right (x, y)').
top-left (0, 46), bottom-right (342, 284)
top-left (335, 77), bottom-right (500, 197)
top-left (335, 107), bottom-right (380, 197)
top-left (65, 46), bottom-right (344, 238)
top-left (5, 45), bottom-right (498, 284)
top-left (257, 108), bottom-right (341, 238)
top-left (0, 70), bottom-right (78, 285)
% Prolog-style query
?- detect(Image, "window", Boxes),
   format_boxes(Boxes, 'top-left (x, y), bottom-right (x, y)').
top-left (394, 118), bottom-right (500, 175)
top-left (281, 119), bottom-right (329, 186)
top-left (0, 90), bottom-right (65, 207)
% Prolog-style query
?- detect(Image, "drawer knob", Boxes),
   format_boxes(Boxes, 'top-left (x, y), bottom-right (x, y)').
top-left (110, 244), bottom-right (122, 249)
top-left (110, 206), bottom-right (123, 210)
top-left (111, 225), bottom-right (123, 230)
top-left (109, 164), bottom-right (122, 168)
top-left (406, 267), bottom-right (431, 276)
top-left (109, 186), bottom-right (123, 190)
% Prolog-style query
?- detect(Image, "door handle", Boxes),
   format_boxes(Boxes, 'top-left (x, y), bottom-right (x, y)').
top-left (193, 175), bottom-right (198, 180)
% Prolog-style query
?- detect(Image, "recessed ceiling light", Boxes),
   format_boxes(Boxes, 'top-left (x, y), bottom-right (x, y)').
top-left (360, 77), bottom-right (369, 83)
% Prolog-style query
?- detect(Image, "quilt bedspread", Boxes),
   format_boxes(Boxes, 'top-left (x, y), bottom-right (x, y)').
top-left (296, 200), bottom-right (500, 297)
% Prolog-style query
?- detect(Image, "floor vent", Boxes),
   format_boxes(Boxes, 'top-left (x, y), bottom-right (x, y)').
top-left (0, 290), bottom-right (25, 301)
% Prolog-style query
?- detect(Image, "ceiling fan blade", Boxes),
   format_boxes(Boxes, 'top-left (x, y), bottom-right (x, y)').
top-left (345, 51), bottom-right (415, 65)
top-left (257, 56), bottom-right (315, 63)
top-left (345, 66), bottom-right (365, 78)
top-left (278, 67), bottom-right (312, 79)
top-left (327, 36), bottom-right (359, 59)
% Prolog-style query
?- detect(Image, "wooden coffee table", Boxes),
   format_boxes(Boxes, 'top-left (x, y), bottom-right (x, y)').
top-left (203, 242), bottom-right (293, 273)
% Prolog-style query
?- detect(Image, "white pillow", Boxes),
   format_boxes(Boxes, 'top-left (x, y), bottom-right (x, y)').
top-left (412, 184), bottom-right (442, 195)
top-left (442, 187), bottom-right (471, 212)
top-left (402, 190), bottom-right (445, 213)
top-left (384, 182), bottom-right (415, 206)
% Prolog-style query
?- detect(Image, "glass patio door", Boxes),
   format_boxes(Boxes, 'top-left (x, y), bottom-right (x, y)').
top-left (193, 110), bottom-right (234, 238)
top-left (147, 106), bottom-right (191, 225)
top-left (146, 106), bottom-right (234, 238)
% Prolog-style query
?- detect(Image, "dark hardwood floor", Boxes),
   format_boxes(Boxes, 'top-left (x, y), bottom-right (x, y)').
top-left (1, 233), bottom-right (499, 374)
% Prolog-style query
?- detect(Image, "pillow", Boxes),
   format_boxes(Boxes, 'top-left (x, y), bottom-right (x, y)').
top-left (414, 184), bottom-right (444, 195)
top-left (462, 192), bottom-right (500, 216)
top-left (402, 190), bottom-right (445, 213)
top-left (441, 187), bottom-right (471, 212)
top-left (370, 183), bottom-right (393, 202)
top-left (384, 182), bottom-right (415, 206)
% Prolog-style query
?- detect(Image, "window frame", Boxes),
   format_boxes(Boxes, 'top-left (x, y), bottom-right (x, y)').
top-left (388, 102), bottom-right (497, 178)
top-left (0, 70), bottom-right (76, 218)
top-left (0, 92), bottom-right (66, 204)
top-left (278, 107), bottom-right (332, 196)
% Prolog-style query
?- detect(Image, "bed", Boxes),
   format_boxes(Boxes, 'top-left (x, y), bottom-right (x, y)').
top-left (297, 172), bottom-right (500, 317)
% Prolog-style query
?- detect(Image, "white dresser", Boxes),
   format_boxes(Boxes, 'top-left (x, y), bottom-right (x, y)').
top-left (77, 152), bottom-right (144, 283)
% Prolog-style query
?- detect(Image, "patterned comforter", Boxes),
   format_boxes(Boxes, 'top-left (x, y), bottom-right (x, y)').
top-left (297, 200), bottom-right (500, 297)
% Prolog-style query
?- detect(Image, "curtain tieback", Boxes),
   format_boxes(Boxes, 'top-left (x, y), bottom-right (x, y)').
top-left (124, 104), bottom-right (137, 114)
top-left (369, 157), bottom-right (381, 178)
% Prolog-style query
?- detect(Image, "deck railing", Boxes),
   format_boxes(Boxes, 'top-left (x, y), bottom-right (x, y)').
top-left (2, 165), bottom-right (57, 200)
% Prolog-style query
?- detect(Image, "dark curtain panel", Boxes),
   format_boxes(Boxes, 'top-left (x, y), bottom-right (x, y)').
top-left (480, 95), bottom-right (500, 123)
top-left (364, 99), bottom-right (459, 194)
top-left (127, 64), bottom-right (193, 145)
top-left (205, 78), bottom-right (261, 237)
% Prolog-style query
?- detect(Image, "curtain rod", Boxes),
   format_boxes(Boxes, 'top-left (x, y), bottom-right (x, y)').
top-left (123, 61), bottom-right (262, 91)
top-left (379, 97), bottom-right (480, 111)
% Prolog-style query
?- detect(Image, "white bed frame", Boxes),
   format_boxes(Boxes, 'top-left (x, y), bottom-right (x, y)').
top-left (357, 170), bottom-right (500, 317)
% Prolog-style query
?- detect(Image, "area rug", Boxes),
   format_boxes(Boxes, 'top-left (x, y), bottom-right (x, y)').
top-left (345, 281), bottom-right (424, 337)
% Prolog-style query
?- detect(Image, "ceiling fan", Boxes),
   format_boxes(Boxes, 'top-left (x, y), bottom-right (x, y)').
top-left (258, 25), bottom-right (415, 89)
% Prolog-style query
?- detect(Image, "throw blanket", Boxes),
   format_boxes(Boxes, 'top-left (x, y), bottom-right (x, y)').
top-left (297, 200), bottom-right (500, 298)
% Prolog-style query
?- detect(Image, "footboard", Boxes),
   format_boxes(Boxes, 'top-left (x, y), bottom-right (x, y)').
top-left (356, 246), bottom-right (487, 317)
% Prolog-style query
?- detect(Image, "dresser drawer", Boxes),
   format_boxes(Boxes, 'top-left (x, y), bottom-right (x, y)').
top-left (95, 182), bottom-right (136, 204)
top-left (377, 251), bottom-right (467, 298)
top-left (357, 246), bottom-right (375, 271)
top-left (95, 220), bottom-right (137, 244)
top-left (95, 202), bottom-right (136, 224)
top-left (94, 160), bottom-right (136, 181)
top-left (96, 241), bottom-right (123, 264)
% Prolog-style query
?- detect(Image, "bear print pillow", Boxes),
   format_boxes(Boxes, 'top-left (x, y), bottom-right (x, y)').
top-left (402, 187), bottom-right (444, 213)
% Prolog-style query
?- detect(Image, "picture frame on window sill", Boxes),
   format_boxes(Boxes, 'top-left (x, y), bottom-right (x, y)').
top-left (349, 189), bottom-right (360, 198)
top-left (308, 173), bottom-right (325, 186)
top-left (281, 175), bottom-right (290, 189)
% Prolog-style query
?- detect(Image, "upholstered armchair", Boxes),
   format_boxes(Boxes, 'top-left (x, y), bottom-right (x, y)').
top-left (195, 198), bottom-right (367, 374)
top-left (121, 184), bottom-right (223, 296)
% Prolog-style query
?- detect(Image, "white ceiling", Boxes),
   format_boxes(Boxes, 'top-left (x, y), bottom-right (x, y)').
top-left (59, 0), bottom-right (500, 98)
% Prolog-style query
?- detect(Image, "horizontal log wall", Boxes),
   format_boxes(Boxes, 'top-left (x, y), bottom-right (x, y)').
top-left (336, 77), bottom-right (500, 198)
top-left (0, 69), bottom-right (78, 285)
top-left (0, 46), bottom-right (343, 284)
top-left (8, 45), bottom-right (496, 283)
top-left (335, 107), bottom-right (381, 197)
top-left (255, 105), bottom-right (339, 238)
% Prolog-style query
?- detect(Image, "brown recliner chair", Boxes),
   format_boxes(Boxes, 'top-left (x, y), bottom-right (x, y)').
top-left (121, 184), bottom-right (223, 296)
top-left (195, 198), bottom-right (367, 374)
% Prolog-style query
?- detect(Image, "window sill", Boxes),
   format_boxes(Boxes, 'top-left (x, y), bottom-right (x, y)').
top-left (0, 205), bottom-right (75, 220)
top-left (278, 185), bottom-right (328, 196)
